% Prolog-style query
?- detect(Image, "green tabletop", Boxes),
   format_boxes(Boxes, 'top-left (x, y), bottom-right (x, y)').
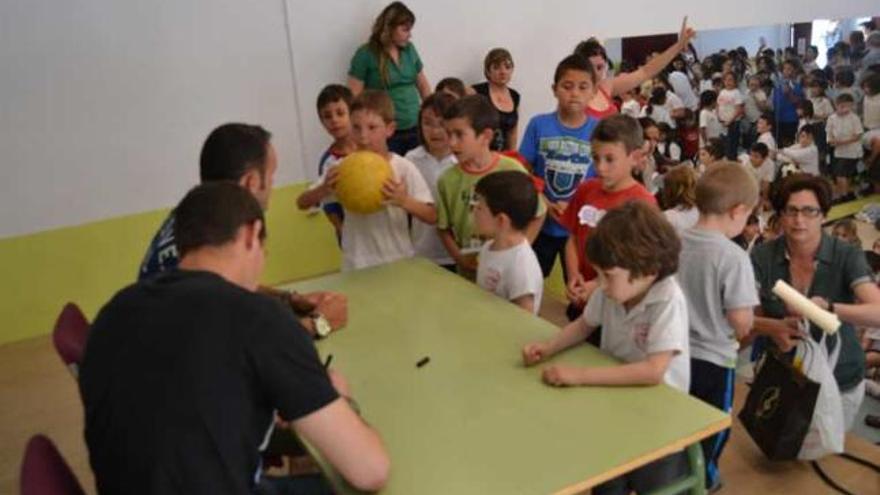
top-left (283, 258), bottom-right (729, 494)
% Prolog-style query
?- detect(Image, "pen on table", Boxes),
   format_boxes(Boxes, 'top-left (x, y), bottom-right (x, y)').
top-left (324, 354), bottom-right (333, 369)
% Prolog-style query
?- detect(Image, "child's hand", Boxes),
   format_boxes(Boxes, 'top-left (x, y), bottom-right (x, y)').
top-left (522, 341), bottom-right (552, 366)
top-left (566, 273), bottom-right (589, 306)
top-left (542, 365), bottom-right (583, 387)
top-left (549, 201), bottom-right (569, 222)
top-left (456, 253), bottom-right (478, 272)
top-left (323, 167), bottom-right (340, 189)
top-left (677, 16), bottom-right (697, 50)
top-left (381, 178), bottom-right (409, 206)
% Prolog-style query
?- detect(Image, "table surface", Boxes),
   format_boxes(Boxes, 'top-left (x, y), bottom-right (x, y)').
top-left (283, 258), bottom-right (730, 494)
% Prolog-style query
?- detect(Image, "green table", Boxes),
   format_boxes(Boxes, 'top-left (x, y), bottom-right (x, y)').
top-left (283, 259), bottom-right (729, 494)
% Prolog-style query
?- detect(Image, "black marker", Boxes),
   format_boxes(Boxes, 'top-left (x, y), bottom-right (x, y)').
top-left (324, 354), bottom-right (333, 369)
top-left (416, 356), bottom-right (430, 368)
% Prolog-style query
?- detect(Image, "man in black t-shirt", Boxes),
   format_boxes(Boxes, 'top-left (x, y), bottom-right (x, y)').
top-left (80, 183), bottom-right (389, 494)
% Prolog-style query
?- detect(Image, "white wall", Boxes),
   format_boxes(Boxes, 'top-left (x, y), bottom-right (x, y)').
top-left (1, 0), bottom-right (877, 238)
top-left (0, 1), bottom-right (305, 238)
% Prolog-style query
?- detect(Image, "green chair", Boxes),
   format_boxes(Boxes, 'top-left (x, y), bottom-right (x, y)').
top-left (645, 443), bottom-right (706, 495)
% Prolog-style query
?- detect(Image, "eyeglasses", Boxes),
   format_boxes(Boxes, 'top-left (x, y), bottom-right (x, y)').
top-left (781, 206), bottom-right (822, 218)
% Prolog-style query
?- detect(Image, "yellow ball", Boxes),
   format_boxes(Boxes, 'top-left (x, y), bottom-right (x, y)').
top-left (334, 151), bottom-right (393, 214)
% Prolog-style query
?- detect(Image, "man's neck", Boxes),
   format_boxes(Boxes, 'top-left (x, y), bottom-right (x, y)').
top-left (178, 250), bottom-right (252, 291)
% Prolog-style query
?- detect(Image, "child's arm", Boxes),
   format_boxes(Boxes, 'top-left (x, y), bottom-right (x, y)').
top-left (511, 294), bottom-right (535, 314)
top-left (296, 168), bottom-right (339, 210)
top-left (542, 351), bottom-right (675, 387)
top-left (725, 307), bottom-right (755, 342)
top-left (416, 71), bottom-right (432, 99)
top-left (438, 228), bottom-right (477, 271)
top-left (382, 178), bottom-right (437, 224)
top-left (522, 317), bottom-right (595, 365)
top-left (608, 17), bottom-right (695, 96)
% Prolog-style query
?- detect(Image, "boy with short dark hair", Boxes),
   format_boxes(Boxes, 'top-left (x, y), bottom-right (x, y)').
top-left (560, 115), bottom-right (657, 328)
top-left (437, 94), bottom-right (545, 278)
top-left (520, 54), bottom-right (600, 278)
top-left (523, 200), bottom-right (690, 494)
top-left (296, 84), bottom-right (356, 237)
top-left (678, 164), bottom-right (760, 490)
top-left (473, 171), bottom-right (544, 314)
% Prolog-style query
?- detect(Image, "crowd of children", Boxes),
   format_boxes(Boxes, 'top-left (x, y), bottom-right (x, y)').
top-left (288, 8), bottom-right (880, 492)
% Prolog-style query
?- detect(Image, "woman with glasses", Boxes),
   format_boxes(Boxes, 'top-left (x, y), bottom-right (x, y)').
top-left (750, 174), bottom-right (880, 429)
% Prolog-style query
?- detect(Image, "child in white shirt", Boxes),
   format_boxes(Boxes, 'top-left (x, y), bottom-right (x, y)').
top-left (522, 200), bottom-right (690, 493)
top-left (699, 90), bottom-right (723, 148)
top-left (473, 171), bottom-right (544, 314)
top-left (778, 127), bottom-right (820, 176)
top-left (406, 93), bottom-right (458, 268)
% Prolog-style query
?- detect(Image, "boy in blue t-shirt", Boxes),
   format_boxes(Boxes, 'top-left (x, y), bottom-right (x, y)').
top-left (519, 54), bottom-right (599, 278)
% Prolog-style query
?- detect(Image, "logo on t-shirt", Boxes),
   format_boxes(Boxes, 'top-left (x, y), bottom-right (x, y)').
top-left (483, 268), bottom-right (502, 292)
top-left (577, 205), bottom-right (605, 227)
top-left (633, 322), bottom-right (650, 351)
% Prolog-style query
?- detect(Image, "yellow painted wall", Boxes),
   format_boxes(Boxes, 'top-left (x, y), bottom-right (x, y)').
top-left (0, 184), bottom-right (342, 345)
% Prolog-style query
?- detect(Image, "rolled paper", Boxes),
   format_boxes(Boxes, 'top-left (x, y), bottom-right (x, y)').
top-left (771, 280), bottom-right (840, 334)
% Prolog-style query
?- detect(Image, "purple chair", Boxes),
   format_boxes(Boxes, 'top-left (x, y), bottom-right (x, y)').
top-left (51, 303), bottom-right (89, 377)
top-left (20, 435), bottom-right (86, 495)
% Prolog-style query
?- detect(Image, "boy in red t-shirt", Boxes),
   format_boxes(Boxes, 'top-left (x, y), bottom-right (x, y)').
top-left (561, 115), bottom-right (658, 337)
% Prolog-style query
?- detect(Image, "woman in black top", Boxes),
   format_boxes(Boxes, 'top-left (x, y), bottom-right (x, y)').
top-left (472, 48), bottom-right (520, 151)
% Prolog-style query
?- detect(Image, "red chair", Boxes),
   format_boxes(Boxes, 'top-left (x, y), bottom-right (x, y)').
top-left (20, 435), bottom-right (86, 495)
top-left (51, 303), bottom-right (90, 378)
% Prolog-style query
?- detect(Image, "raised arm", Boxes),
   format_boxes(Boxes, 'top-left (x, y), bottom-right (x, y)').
top-left (609, 17), bottom-right (697, 97)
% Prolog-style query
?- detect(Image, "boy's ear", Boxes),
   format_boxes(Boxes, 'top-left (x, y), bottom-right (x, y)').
top-left (385, 121), bottom-right (397, 138)
top-left (478, 127), bottom-right (495, 145)
top-left (239, 169), bottom-right (260, 196)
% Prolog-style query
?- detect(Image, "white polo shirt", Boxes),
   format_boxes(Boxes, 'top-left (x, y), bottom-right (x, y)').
top-left (583, 276), bottom-right (691, 392)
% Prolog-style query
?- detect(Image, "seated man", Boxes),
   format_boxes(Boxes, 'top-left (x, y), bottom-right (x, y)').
top-left (81, 182), bottom-right (390, 494)
top-left (139, 123), bottom-right (346, 337)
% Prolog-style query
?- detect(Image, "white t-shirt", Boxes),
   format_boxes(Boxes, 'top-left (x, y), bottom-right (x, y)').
top-left (641, 103), bottom-right (673, 128)
top-left (657, 141), bottom-right (682, 162)
top-left (826, 112), bottom-right (864, 159)
top-left (743, 89), bottom-right (768, 123)
top-left (717, 88), bottom-right (744, 124)
top-left (663, 91), bottom-right (685, 128)
top-left (740, 156), bottom-right (775, 184)
top-left (340, 153), bottom-right (433, 271)
top-left (757, 131), bottom-right (778, 156)
top-left (669, 71), bottom-right (698, 110)
top-left (620, 99), bottom-right (641, 119)
top-left (583, 276), bottom-right (691, 392)
top-left (476, 239), bottom-right (544, 314)
top-left (864, 93), bottom-right (880, 131)
top-left (664, 206), bottom-right (700, 234)
top-left (809, 96), bottom-right (834, 121)
top-left (779, 143), bottom-right (819, 176)
top-left (405, 146), bottom-right (456, 265)
top-left (699, 109), bottom-right (723, 147)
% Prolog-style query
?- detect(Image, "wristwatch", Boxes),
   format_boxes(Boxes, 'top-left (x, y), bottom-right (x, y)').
top-left (311, 313), bottom-right (332, 339)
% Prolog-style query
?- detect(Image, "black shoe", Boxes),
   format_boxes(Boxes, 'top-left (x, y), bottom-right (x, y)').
top-left (866, 414), bottom-right (880, 429)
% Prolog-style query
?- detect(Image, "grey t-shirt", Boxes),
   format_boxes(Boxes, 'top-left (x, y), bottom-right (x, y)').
top-left (677, 228), bottom-right (759, 368)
